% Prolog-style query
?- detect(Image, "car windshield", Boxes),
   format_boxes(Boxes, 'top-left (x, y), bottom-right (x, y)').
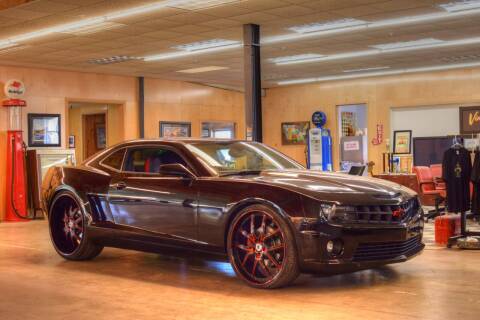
top-left (185, 141), bottom-right (304, 175)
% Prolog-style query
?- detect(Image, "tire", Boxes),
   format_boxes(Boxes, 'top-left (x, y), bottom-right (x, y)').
top-left (227, 204), bottom-right (300, 289)
top-left (48, 191), bottom-right (103, 261)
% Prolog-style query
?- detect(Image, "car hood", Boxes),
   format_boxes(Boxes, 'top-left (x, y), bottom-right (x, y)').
top-left (231, 170), bottom-right (416, 204)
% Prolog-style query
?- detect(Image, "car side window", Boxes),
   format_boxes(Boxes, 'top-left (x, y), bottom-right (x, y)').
top-left (101, 148), bottom-right (126, 170)
top-left (123, 147), bottom-right (187, 173)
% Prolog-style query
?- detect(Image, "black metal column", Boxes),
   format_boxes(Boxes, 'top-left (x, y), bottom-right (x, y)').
top-left (243, 24), bottom-right (262, 142)
top-left (138, 76), bottom-right (145, 138)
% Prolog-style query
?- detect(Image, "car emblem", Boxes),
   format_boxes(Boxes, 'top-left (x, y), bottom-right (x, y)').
top-left (392, 208), bottom-right (405, 218)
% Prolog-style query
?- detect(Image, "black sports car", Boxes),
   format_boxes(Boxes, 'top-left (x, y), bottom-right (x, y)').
top-left (42, 139), bottom-right (424, 288)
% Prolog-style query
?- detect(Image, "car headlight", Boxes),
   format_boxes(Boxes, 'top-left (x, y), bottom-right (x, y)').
top-left (320, 204), bottom-right (356, 222)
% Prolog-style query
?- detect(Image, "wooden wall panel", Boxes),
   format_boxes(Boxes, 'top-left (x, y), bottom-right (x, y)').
top-left (263, 67), bottom-right (480, 172)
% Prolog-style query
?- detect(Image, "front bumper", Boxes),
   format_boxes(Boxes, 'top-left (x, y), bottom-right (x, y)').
top-left (294, 210), bottom-right (425, 274)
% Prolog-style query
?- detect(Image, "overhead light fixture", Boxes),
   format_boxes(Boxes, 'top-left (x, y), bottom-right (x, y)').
top-left (343, 66), bottom-right (390, 73)
top-left (288, 19), bottom-right (368, 34)
top-left (88, 55), bottom-right (143, 65)
top-left (439, 0), bottom-right (480, 12)
top-left (144, 42), bottom-right (242, 61)
top-left (370, 38), bottom-right (444, 51)
top-left (172, 39), bottom-right (240, 52)
top-left (268, 54), bottom-right (325, 64)
top-left (61, 21), bottom-right (124, 35)
top-left (168, 0), bottom-right (243, 10)
top-left (275, 36), bottom-right (480, 65)
top-left (0, 41), bottom-right (18, 50)
top-left (177, 66), bottom-right (229, 73)
top-left (277, 61), bottom-right (480, 86)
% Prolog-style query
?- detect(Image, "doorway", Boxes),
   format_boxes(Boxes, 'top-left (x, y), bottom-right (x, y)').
top-left (67, 102), bottom-right (124, 163)
top-left (83, 113), bottom-right (106, 159)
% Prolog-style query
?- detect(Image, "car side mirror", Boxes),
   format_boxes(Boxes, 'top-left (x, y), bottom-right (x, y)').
top-left (158, 163), bottom-right (195, 179)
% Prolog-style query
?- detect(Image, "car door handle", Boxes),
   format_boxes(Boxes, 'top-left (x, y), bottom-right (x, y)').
top-left (114, 181), bottom-right (127, 190)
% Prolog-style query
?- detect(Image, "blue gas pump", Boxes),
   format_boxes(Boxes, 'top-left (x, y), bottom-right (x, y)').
top-left (307, 111), bottom-right (332, 171)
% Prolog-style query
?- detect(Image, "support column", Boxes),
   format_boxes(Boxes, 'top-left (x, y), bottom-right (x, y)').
top-left (138, 77), bottom-right (145, 138)
top-left (243, 24), bottom-right (262, 142)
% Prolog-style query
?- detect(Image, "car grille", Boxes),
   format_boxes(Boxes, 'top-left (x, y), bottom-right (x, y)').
top-left (351, 197), bottom-right (420, 224)
top-left (352, 235), bottom-right (422, 262)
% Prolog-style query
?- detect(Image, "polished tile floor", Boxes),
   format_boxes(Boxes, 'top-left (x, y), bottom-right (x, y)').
top-left (0, 220), bottom-right (479, 320)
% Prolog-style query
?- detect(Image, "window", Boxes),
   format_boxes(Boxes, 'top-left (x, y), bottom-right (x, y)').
top-left (124, 147), bottom-right (187, 173)
top-left (101, 148), bottom-right (125, 170)
top-left (185, 141), bottom-right (303, 174)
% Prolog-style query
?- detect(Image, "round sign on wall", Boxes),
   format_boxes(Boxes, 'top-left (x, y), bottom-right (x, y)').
top-left (312, 111), bottom-right (327, 128)
top-left (4, 79), bottom-right (26, 99)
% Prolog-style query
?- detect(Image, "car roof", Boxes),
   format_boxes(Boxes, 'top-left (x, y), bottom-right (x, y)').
top-left (119, 138), bottom-right (246, 145)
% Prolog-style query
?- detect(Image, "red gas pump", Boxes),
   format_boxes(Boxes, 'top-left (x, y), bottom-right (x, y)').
top-left (3, 79), bottom-right (29, 222)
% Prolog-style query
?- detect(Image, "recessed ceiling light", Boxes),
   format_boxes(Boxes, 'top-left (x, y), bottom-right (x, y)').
top-left (268, 54), bottom-right (325, 64)
top-left (88, 55), bottom-right (143, 65)
top-left (169, 0), bottom-right (243, 10)
top-left (343, 66), bottom-right (390, 73)
top-left (288, 18), bottom-right (368, 34)
top-left (439, 0), bottom-right (480, 12)
top-left (277, 61), bottom-right (480, 86)
top-left (172, 39), bottom-right (240, 52)
top-left (370, 38), bottom-right (444, 51)
top-left (177, 66), bottom-right (229, 73)
top-left (61, 21), bottom-right (124, 35)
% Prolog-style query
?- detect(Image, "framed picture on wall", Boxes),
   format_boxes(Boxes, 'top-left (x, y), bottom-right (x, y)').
top-left (159, 121), bottom-right (191, 138)
top-left (281, 121), bottom-right (310, 145)
top-left (95, 123), bottom-right (106, 149)
top-left (28, 113), bottom-right (61, 147)
top-left (393, 130), bottom-right (412, 154)
top-left (459, 106), bottom-right (480, 134)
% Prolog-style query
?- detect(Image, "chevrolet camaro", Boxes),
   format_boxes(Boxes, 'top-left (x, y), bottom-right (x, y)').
top-left (42, 139), bottom-right (424, 288)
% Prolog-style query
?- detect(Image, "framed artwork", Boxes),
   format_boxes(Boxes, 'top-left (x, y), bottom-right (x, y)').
top-left (68, 135), bottom-right (75, 149)
top-left (159, 121), bottom-right (191, 138)
top-left (281, 121), bottom-right (310, 145)
top-left (459, 106), bottom-right (480, 134)
top-left (95, 123), bottom-right (106, 149)
top-left (28, 113), bottom-right (61, 147)
top-left (393, 130), bottom-right (412, 154)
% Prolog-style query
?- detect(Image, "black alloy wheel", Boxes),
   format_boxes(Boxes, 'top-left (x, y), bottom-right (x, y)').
top-left (49, 191), bottom-right (103, 260)
top-left (227, 204), bottom-right (299, 289)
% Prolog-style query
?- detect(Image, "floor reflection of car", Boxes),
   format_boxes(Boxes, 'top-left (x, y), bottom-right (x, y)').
top-left (42, 139), bottom-right (424, 289)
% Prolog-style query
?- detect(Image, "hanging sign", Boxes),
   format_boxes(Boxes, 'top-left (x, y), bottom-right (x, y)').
top-left (459, 106), bottom-right (480, 134)
top-left (4, 79), bottom-right (26, 99)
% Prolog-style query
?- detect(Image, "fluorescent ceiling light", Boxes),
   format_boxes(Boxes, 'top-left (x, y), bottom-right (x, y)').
top-left (439, 0), bottom-right (480, 12)
top-left (343, 66), bottom-right (390, 73)
top-left (370, 38), bottom-right (444, 51)
top-left (177, 66), bottom-right (229, 73)
top-left (268, 54), bottom-right (324, 64)
top-left (277, 61), bottom-right (480, 86)
top-left (61, 21), bottom-right (125, 35)
top-left (169, 0), bottom-right (243, 10)
top-left (144, 42), bottom-right (242, 61)
top-left (172, 39), bottom-right (240, 52)
top-left (288, 19), bottom-right (367, 34)
top-left (0, 41), bottom-right (18, 50)
top-left (88, 55), bottom-right (143, 65)
top-left (275, 36), bottom-right (480, 65)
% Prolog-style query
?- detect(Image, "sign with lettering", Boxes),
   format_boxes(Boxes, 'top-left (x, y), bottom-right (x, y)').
top-left (4, 79), bottom-right (26, 99)
top-left (460, 106), bottom-right (480, 134)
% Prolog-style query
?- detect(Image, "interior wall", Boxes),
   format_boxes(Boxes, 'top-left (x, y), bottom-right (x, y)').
top-left (144, 78), bottom-right (245, 139)
top-left (263, 67), bottom-right (480, 173)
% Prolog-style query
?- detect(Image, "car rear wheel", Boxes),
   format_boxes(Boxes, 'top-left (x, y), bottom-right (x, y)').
top-left (227, 204), bottom-right (299, 289)
top-left (49, 191), bottom-right (103, 260)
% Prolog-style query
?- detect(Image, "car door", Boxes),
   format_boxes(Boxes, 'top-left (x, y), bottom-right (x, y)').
top-left (106, 145), bottom-right (198, 241)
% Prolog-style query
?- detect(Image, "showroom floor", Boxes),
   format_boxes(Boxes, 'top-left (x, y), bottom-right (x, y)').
top-left (0, 221), bottom-right (479, 320)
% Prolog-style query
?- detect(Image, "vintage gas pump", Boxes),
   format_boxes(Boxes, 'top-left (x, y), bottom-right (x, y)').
top-left (307, 111), bottom-right (332, 171)
top-left (3, 79), bottom-right (29, 221)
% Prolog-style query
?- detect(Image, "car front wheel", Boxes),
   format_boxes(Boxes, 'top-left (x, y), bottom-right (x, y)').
top-left (227, 204), bottom-right (300, 289)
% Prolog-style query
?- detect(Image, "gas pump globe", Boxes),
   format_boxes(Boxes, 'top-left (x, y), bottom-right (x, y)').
top-left (2, 79), bottom-right (28, 221)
